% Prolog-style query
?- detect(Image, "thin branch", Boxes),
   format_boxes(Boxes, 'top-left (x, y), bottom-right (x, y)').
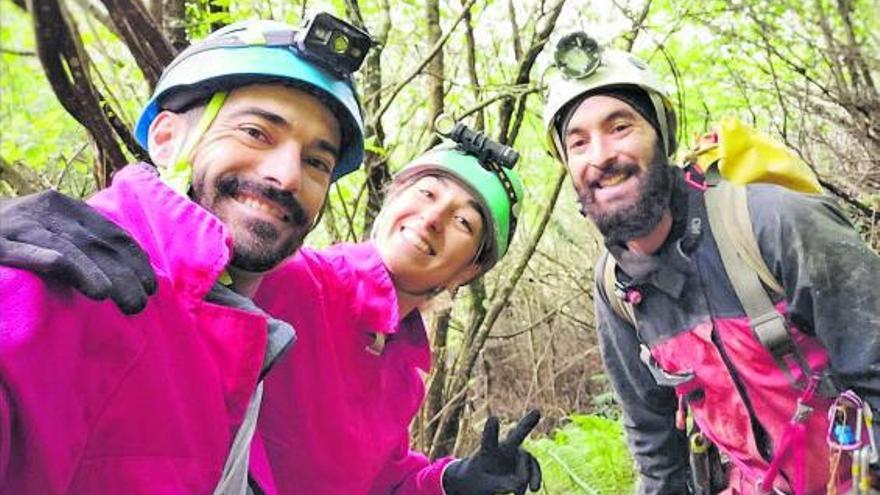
top-left (819, 178), bottom-right (879, 220)
top-left (489, 293), bottom-right (581, 339)
top-left (0, 47), bottom-right (36, 56)
top-left (0, 156), bottom-right (52, 194)
top-left (369, 0), bottom-right (478, 128)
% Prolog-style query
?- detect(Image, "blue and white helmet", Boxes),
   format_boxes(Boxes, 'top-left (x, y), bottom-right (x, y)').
top-left (134, 19), bottom-right (366, 181)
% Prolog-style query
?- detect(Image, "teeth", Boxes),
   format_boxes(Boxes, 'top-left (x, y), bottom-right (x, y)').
top-left (237, 195), bottom-right (285, 220)
top-left (401, 227), bottom-right (433, 255)
top-left (599, 173), bottom-right (627, 188)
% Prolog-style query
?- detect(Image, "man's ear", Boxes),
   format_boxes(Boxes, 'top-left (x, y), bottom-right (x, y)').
top-left (147, 111), bottom-right (189, 168)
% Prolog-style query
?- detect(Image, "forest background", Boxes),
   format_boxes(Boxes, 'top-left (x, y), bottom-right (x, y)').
top-left (1, 0), bottom-right (878, 492)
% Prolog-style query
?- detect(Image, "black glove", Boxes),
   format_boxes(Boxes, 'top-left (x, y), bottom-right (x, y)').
top-left (0, 190), bottom-right (156, 314)
top-left (442, 410), bottom-right (542, 495)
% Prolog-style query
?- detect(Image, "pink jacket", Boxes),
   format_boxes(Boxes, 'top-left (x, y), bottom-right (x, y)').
top-left (249, 242), bottom-right (453, 494)
top-left (0, 164), bottom-right (274, 494)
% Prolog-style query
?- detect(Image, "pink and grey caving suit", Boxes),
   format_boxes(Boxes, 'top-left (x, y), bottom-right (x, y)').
top-left (248, 241), bottom-right (455, 495)
top-left (0, 164), bottom-right (293, 495)
top-left (596, 168), bottom-right (880, 494)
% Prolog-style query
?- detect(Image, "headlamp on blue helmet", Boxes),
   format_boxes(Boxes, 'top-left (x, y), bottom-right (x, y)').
top-left (135, 13), bottom-right (371, 182)
top-left (295, 12), bottom-right (374, 79)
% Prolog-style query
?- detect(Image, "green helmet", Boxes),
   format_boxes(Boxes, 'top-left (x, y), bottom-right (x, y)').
top-left (543, 35), bottom-right (677, 161)
top-left (393, 145), bottom-right (524, 271)
top-left (135, 18), bottom-right (365, 182)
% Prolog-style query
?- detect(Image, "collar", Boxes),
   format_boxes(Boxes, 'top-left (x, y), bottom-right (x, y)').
top-left (205, 283), bottom-right (295, 378)
top-left (320, 241), bottom-right (432, 371)
top-left (87, 162), bottom-right (233, 300)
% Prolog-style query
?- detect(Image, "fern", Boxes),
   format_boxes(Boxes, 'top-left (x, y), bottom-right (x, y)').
top-left (525, 415), bottom-right (636, 494)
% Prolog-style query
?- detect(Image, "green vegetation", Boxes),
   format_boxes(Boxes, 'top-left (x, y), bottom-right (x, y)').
top-left (527, 415), bottom-right (636, 494)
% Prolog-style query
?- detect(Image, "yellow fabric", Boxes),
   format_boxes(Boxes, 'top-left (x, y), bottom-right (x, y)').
top-left (689, 116), bottom-right (823, 194)
top-left (217, 271), bottom-right (233, 287)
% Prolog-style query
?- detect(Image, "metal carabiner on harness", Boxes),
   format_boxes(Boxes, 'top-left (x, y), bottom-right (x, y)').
top-left (827, 390), bottom-right (878, 459)
top-left (826, 390), bottom-right (879, 495)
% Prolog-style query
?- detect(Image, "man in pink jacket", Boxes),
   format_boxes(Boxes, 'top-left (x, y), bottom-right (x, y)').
top-left (0, 15), bottom-right (370, 494)
top-left (1, 16), bottom-right (545, 495)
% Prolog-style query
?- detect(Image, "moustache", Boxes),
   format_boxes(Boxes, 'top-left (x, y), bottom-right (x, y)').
top-left (578, 162), bottom-right (642, 205)
top-left (577, 161), bottom-right (642, 213)
top-left (217, 176), bottom-right (309, 227)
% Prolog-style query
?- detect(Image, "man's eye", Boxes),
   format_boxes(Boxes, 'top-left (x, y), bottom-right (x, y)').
top-left (418, 188), bottom-right (435, 199)
top-left (306, 158), bottom-right (332, 174)
top-left (240, 126), bottom-right (269, 142)
top-left (566, 138), bottom-right (587, 152)
top-left (612, 123), bottom-right (631, 133)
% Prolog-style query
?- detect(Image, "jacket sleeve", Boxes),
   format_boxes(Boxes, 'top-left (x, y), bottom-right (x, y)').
top-left (748, 185), bottom-right (880, 436)
top-left (594, 282), bottom-right (690, 495)
top-left (300, 242), bottom-right (400, 332)
top-left (0, 379), bottom-right (9, 484)
top-left (368, 437), bottom-right (454, 495)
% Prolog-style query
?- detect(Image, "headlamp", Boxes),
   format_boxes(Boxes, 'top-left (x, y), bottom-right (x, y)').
top-left (554, 31), bottom-right (602, 80)
top-left (434, 114), bottom-right (519, 169)
top-left (295, 12), bottom-right (374, 78)
top-left (160, 12), bottom-right (373, 83)
top-left (434, 114), bottom-right (520, 244)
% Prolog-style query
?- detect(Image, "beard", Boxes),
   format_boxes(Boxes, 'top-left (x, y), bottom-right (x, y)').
top-left (578, 144), bottom-right (672, 245)
top-left (193, 175), bottom-right (310, 272)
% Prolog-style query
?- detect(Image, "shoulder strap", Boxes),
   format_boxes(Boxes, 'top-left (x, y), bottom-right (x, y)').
top-left (705, 182), bottom-right (816, 389)
top-left (598, 250), bottom-right (637, 327)
top-left (714, 181), bottom-right (784, 295)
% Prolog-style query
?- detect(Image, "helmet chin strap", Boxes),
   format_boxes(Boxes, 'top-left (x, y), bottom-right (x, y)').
top-left (160, 91), bottom-right (228, 195)
top-left (156, 91), bottom-right (233, 284)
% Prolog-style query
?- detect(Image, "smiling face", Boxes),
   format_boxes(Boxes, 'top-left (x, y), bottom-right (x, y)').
top-left (374, 174), bottom-right (485, 294)
top-left (563, 94), bottom-right (672, 243)
top-left (149, 84), bottom-right (341, 272)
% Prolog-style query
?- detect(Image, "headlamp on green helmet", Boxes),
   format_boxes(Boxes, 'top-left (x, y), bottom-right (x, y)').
top-left (395, 117), bottom-right (524, 271)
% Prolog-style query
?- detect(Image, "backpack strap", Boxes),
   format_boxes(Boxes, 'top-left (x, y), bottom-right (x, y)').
top-left (705, 181), bottom-right (817, 390)
top-left (597, 250), bottom-right (637, 327)
top-left (711, 181), bottom-right (784, 295)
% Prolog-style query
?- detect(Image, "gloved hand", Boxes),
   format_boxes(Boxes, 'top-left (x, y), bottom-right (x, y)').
top-left (442, 409), bottom-right (542, 495)
top-left (0, 190), bottom-right (156, 314)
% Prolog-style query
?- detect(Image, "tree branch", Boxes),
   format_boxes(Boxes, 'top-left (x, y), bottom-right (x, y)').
top-left (496, 0), bottom-right (565, 144)
top-left (369, 0), bottom-right (478, 128)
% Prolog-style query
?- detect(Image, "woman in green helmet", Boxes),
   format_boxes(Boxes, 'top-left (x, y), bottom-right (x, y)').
top-left (250, 139), bottom-right (543, 495)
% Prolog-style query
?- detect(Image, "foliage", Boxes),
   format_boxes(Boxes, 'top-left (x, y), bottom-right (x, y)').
top-left (526, 414), bottom-right (636, 494)
top-left (0, 1), bottom-right (96, 197)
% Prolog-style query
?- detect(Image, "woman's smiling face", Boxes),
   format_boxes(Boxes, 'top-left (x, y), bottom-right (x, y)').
top-left (373, 174), bottom-right (485, 294)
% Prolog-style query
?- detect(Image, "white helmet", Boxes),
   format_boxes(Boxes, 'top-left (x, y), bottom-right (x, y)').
top-left (543, 32), bottom-right (677, 162)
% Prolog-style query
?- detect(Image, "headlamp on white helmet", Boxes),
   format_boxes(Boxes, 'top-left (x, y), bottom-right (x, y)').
top-left (543, 32), bottom-right (678, 161)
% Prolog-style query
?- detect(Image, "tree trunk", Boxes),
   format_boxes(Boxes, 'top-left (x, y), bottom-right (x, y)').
top-left (163, 0), bottom-right (187, 51)
top-left (346, 0), bottom-right (392, 236)
top-left (98, 0), bottom-right (176, 90)
top-left (29, 0), bottom-right (145, 186)
top-left (424, 0), bottom-right (443, 148)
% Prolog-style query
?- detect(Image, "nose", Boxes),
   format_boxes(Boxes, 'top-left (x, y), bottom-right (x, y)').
top-left (570, 137), bottom-right (615, 188)
top-left (420, 202), bottom-right (449, 233)
top-left (585, 135), bottom-right (617, 171)
top-left (260, 142), bottom-right (303, 192)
